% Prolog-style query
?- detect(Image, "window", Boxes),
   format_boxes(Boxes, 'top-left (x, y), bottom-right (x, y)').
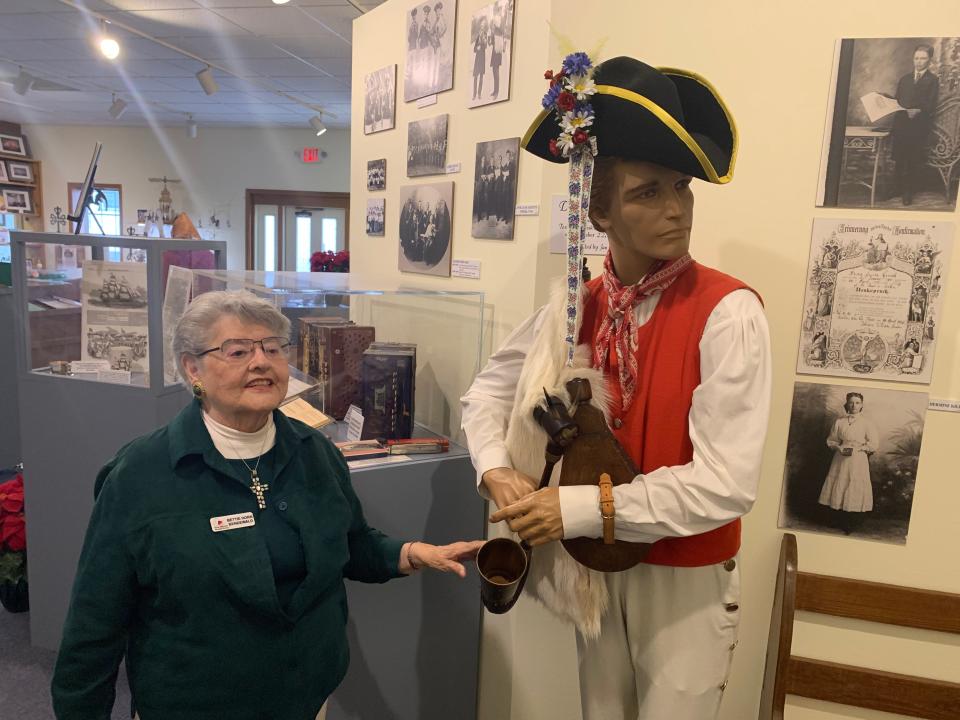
top-left (295, 214), bottom-right (312, 272)
top-left (263, 214), bottom-right (276, 272)
top-left (321, 217), bottom-right (338, 253)
top-left (68, 183), bottom-right (123, 261)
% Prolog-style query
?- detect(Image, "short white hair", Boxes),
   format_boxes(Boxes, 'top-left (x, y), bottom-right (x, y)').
top-left (172, 290), bottom-right (290, 388)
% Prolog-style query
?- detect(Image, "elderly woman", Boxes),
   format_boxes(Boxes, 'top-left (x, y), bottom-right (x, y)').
top-left (52, 290), bottom-right (483, 720)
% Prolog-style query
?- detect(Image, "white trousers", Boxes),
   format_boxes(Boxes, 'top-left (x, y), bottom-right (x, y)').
top-left (575, 558), bottom-right (741, 720)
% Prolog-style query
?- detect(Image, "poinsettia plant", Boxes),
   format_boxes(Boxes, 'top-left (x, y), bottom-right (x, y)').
top-left (310, 250), bottom-right (350, 272)
top-left (0, 473), bottom-right (26, 587)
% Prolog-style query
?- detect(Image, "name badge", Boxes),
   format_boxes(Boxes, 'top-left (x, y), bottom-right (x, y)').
top-left (210, 512), bottom-right (256, 533)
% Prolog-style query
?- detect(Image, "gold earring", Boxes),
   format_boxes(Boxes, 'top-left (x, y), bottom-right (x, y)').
top-left (192, 381), bottom-right (204, 398)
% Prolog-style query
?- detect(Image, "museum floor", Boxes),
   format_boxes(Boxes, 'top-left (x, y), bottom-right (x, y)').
top-left (0, 609), bottom-right (131, 719)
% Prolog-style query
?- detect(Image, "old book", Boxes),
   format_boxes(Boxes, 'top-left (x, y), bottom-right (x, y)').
top-left (386, 438), bottom-right (449, 454)
top-left (360, 345), bottom-right (416, 440)
top-left (279, 397), bottom-right (334, 429)
top-left (298, 317), bottom-right (352, 376)
top-left (318, 325), bottom-right (376, 419)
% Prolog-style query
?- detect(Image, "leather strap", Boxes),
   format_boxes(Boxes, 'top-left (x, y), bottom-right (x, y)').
top-left (598, 472), bottom-right (615, 545)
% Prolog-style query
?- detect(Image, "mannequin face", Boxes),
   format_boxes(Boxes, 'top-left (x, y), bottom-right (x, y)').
top-left (590, 159), bottom-right (694, 280)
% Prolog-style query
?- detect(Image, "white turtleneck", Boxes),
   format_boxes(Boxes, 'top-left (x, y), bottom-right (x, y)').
top-left (202, 411), bottom-right (277, 459)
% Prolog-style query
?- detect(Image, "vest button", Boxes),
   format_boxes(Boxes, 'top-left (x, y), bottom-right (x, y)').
top-left (724, 558), bottom-right (736, 572)
top-left (613, 418), bottom-right (623, 429)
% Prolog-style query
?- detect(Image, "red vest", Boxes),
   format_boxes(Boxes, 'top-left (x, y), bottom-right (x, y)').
top-left (578, 262), bottom-right (754, 567)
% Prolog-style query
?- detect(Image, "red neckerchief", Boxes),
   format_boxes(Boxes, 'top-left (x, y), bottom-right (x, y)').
top-left (593, 251), bottom-right (694, 410)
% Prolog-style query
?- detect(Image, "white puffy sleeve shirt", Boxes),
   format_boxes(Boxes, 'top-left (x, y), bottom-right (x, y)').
top-left (460, 289), bottom-right (772, 543)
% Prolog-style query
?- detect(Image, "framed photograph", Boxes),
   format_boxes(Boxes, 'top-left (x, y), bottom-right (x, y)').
top-left (0, 162), bottom-right (7, 183)
top-left (2, 188), bottom-right (31, 213)
top-left (364, 64), bottom-right (397, 134)
top-left (404, 0), bottom-right (457, 102)
top-left (7, 161), bottom-right (33, 183)
top-left (472, 137), bottom-right (519, 239)
top-left (366, 198), bottom-right (386, 236)
top-left (407, 114), bottom-right (449, 177)
top-left (779, 382), bottom-right (928, 545)
top-left (137, 209), bottom-right (149, 223)
top-left (468, 0), bottom-right (515, 108)
top-left (398, 181), bottom-right (453, 277)
top-left (0, 133), bottom-right (26, 156)
top-left (817, 37), bottom-right (960, 212)
top-left (367, 159), bottom-right (387, 191)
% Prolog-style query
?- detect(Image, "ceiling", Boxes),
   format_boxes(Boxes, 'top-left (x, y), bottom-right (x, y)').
top-left (0, 0), bottom-right (383, 130)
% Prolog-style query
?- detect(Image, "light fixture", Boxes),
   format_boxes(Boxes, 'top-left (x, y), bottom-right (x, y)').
top-left (309, 115), bottom-right (327, 136)
top-left (187, 115), bottom-right (198, 139)
top-left (272, 0), bottom-right (292, 4)
top-left (13, 67), bottom-right (33, 96)
top-left (108, 93), bottom-right (128, 120)
top-left (196, 66), bottom-right (218, 96)
top-left (98, 21), bottom-right (120, 60)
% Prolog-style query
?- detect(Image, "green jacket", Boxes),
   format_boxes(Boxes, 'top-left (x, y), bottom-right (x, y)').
top-left (52, 400), bottom-right (405, 720)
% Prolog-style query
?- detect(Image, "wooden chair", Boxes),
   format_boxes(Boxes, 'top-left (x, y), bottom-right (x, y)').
top-left (759, 533), bottom-right (960, 720)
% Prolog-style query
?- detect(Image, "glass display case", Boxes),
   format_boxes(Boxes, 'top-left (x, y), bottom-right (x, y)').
top-left (190, 269), bottom-right (485, 446)
top-left (11, 231), bottom-right (226, 392)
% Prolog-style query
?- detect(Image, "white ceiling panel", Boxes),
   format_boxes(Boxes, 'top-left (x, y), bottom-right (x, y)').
top-left (0, 0), bottom-right (384, 128)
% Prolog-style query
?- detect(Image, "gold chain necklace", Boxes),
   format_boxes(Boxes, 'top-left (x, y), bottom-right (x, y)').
top-left (225, 431), bottom-right (271, 511)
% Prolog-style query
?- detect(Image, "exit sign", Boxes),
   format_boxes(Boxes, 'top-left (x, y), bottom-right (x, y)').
top-left (302, 147), bottom-right (321, 163)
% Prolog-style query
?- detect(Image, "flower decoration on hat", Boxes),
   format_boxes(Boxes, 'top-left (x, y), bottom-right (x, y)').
top-left (541, 52), bottom-right (598, 158)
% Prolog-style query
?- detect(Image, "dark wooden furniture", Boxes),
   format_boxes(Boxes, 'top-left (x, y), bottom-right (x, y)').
top-left (759, 533), bottom-right (960, 720)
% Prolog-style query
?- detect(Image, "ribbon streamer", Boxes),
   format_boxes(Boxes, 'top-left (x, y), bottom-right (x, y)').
top-left (564, 136), bottom-right (598, 366)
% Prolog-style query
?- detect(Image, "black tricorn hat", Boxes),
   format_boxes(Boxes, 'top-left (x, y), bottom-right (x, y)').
top-left (522, 56), bottom-right (737, 184)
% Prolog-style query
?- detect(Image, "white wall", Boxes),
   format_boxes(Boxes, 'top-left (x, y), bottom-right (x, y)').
top-left (22, 124), bottom-right (351, 270)
top-left (354, 2), bottom-right (960, 720)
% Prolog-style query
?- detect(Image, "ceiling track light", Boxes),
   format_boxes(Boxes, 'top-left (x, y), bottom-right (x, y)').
top-left (187, 115), bottom-right (198, 139)
top-left (272, 0), bottom-right (292, 4)
top-left (99, 20), bottom-right (120, 60)
top-left (13, 67), bottom-right (33, 96)
top-left (108, 93), bottom-right (128, 120)
top-left (196, 66), bottom-right (218, 96)
top-left (309, 115), bottom-right (327, 136)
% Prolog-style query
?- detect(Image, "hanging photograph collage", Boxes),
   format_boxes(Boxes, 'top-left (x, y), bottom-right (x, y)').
top-left (361, 0), bottom-right (518, 277)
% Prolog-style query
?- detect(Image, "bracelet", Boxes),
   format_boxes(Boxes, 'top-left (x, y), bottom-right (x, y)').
top-left (406, 541), bottom-right (421, 571)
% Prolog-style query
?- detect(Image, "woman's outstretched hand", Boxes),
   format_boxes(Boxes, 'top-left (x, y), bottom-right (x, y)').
top-left (404, 540), bottom-right (485, 577)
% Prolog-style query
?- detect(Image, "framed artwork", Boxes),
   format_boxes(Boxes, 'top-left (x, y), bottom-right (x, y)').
top-left (407, 114), bottom-right (448, 177)
top-left (2, 188), bottom-right (31, 213)
top-left (367, 159), bottom-right (386, 190)
top-left (364, 64), bottom-right (397, 134)
top-left (816, 37), bottom-right (960, 212)
top-left (404, 0), bottom-right (457, 102)
top-left (366, 198), bottom-right (385, 236)
top-left (472, 137), bottom-right (519, 239)
top-left (7, 161), bottom-right (33, 183)
top-left (0, 134), bottom-right (26, 156)
top-left (779, 381), bottom-right (928, 545)
top-left (398, 181), bottom-right (453, 277)
top-left (467, 0), bottom-right (515, 108)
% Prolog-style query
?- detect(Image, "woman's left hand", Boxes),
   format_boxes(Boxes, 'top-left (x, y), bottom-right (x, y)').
top-left (408, 540), bottom-right (485, 577)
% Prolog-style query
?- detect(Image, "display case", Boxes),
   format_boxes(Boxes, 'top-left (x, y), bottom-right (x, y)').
top-left (10, 231), bottom-right (226, 650)
top-left (190, 269), bottom-right (485, 447)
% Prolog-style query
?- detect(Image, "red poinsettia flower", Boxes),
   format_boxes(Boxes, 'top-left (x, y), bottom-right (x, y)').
top-left (573, 129), bottom-right (589, 145)
top-left (0, 475), bottom-right (24, 514)
top-left (548, 138), bottom-right (560, 157)
top-left (1, 513), bottom-right (25, 552)
top-left (556, 91), bottom-right (576, 111)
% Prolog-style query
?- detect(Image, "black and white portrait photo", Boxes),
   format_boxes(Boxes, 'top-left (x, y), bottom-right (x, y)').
top-left (364, 64), bottom-right (396, 135)
top-left (366, 198), bottom-right (385, 236)
top-left (407, 114), bottom-right (448, 177)
top-left (817, 37), bottom-right (960, 212)
top-left (472, 137), bottom-right (519, 239)
top-left (398, 181), bottom-right (453, 277)
top-left (467, 0), bottom-right (515, 108)
top-left (367, 158), bottom-right (386, 190)
top-left (779, 382), bottom-right (928, 545)
top-left (403, 0), bottom-right (456, 102)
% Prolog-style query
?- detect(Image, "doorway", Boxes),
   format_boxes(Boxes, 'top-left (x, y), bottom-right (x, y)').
top-left (245, 190), bottom-right (349, 271)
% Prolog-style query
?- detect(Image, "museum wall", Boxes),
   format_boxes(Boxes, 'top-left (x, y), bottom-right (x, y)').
top-left (21, 124), bottom-right (351, 270)
top-left (354, 1), bottom-right (960, 719)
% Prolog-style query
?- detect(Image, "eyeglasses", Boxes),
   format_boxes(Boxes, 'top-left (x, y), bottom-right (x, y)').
top-left (196, 337), bottom-right (290, 363)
